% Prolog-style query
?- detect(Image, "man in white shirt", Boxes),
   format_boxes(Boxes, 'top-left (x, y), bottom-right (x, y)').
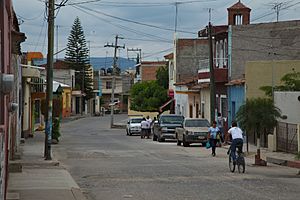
top-left (227, 121), bottom-right (244, 163)
top-left (141, 118), bottom-right (150, 139)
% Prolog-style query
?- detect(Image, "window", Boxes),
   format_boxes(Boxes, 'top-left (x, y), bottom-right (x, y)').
top-left (106, 81), bottom-right (112, 89)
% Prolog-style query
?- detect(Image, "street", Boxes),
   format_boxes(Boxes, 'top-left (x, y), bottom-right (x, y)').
top-left (53, 115), bottom-right (300, 200)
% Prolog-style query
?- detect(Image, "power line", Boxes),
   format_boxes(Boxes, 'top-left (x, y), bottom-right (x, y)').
top-left (76, 5), bottom-right (197, 34)
top-left (72, 5), bottom-right (173, 43)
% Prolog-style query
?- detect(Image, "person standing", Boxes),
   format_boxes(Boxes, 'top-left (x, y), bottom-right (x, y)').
top-left (146, 116), bottom-right (152, 139)
top-left (208, 121), bottom-right (220, 157)
top-left (141, 118), bottom-right (149, 139)
top-left (217, 112), bottom-right (225, 142)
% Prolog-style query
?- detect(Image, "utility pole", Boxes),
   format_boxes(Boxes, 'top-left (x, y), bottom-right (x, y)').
top-left (104, 35), bottom-right (125, 128)
top-left (208, 21), bottom-right (216, 123)
top-left (45, 0), bottom-right (55, 160)
top-left (272, 2), bottom-right (283, 22)
top-left (127, 48), bottom-right (142, 63)
top-left (56, 25), bottom-right (59, 60)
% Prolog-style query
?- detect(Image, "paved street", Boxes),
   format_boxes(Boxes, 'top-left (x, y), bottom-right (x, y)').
top-left (53, 115), bottom-right (300, 200)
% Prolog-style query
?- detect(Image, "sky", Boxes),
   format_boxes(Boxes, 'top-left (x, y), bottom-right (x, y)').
top-left (12, 0), bottom-right (300, 62)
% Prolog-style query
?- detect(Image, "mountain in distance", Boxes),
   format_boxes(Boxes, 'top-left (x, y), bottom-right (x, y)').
top-left (90, 57), bottom-right (136, 71)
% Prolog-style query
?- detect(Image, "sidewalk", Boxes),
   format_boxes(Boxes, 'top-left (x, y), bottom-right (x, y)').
top-left (7, 132), bottom-right (87, 200)
top-left (221, 142), bottom-right (300, 169)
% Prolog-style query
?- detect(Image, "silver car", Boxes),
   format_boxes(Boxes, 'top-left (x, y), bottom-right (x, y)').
top-left (126, 117), bottom-right (143, 136)
top-left (175, 118), bottom-right (210, 147)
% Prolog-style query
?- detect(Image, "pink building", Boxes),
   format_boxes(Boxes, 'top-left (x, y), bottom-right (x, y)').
top-left (0, 1), bottom-right (26, 198)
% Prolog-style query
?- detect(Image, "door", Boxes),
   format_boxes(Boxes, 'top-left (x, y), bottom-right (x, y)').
top-left (196, 103), bottom-right (199, 118)
top-left (231, 101), bottom-right (236, 121)
top-left (189, 105), bottom-right (193, 118)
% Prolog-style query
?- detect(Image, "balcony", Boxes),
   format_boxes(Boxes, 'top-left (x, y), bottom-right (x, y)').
top-left (198, 59), bottom-right (228, 83)
top-left (22, 64), bottom-right (41, 78)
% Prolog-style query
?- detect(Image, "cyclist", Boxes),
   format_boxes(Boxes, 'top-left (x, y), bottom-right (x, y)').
top-left (227, 121), bottom-right (244, 164)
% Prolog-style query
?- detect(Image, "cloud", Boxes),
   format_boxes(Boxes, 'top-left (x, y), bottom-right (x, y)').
top-left (13, 0), bottom-right (300, 60)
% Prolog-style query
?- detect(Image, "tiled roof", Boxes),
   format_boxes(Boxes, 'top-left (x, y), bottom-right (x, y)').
top-left (228, 1), bottom-right (250, 10)
top-left (225, 78), bottom-right (245, 86)
top-left (174, 79), bottom-right (197, 86)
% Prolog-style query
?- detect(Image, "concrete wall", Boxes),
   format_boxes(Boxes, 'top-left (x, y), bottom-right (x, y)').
top-left (41, 69), bottom-right (75, 88)
top-left (231, 20), bottom-right (300, 80)
top-left (175, 39), bottom-right (209, 83)
top-left (174, 86), bottom-right (189, 117)
top-left (246, 60), bottom-right (300, 99)
top-left (274, 91), bottom-right (300, 124)
top-left (200, 88), bottom-right (211, 122)
top-left (188, 93), bottom-right (200, 118)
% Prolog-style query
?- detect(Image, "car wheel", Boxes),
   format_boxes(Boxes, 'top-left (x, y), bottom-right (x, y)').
top-left (158, 135), bottom-right (164, 142)
top-left (183, 136), bottom-right (190, 147)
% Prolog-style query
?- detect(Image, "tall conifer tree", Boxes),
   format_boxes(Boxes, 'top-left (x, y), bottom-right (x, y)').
top-left (65, 17), bottom-right (93, 99)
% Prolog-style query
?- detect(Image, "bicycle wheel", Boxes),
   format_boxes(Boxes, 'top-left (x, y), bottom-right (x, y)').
top-left (229, 155), bottom-right (235, 173)
top-left (237, 157), bottom-right (245, 173)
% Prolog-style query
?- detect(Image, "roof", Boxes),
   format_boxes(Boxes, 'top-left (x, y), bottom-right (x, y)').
top-left (141, 61), bottom-right (168, 66)
top-left (53, 80), bottom-right (70, 92)
top-left (26, 52), bottom-right (44, 61)
top-left (228, 0), bottom-right (251, 10)
top-left (41, 60), bottom-right (71, 70)
top-left (174, 79), bottom-right (197, 86)
top-left (164, 53), bottom-right (173, 59)
top-left (225, 78), bottom-right (245, 86)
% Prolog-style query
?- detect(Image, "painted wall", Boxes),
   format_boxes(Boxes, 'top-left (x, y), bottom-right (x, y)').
top-left (227, 85), bottom-right (245, 127)
top-left (200, 88), bottom-right (211, 122)
top-left (274, 92), bottom-right (300, 124)
top-left (174, 87), bottom-right (188, 117)
top-left (62, 87), bottom-right (71, 118)
top-left (245, 60), bottom-right (300, 99)
top-left (187, 93), bottom-right (200, 118)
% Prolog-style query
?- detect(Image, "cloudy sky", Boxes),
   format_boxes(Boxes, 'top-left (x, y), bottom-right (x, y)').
top-left (12, 0), bottom-right (300, 61)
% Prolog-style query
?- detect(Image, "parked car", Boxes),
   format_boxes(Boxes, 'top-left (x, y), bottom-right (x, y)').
top-left (126, 117), bottom-right (143, 136)
top-left (153, 114), bottom-right (184, 142)
top-left (175, 118), bottom-right (210, 147)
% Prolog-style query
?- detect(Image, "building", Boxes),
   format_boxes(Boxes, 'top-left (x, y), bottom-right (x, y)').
top-left (93, 70), bottom-right (132, 113)
top-left (0, 1), bottom-right (26, 198)
top-left (138, 61), bottom-right (167, 82)
top-left (245, 60), bottom-right (300, 99)
top-left (173, 38), bottom-right (209, 118)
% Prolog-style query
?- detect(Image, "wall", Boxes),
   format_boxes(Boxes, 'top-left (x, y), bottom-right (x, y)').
top-left (274, 92), bottom-right (300, 124)
top-left (141, 61), bottom-right (167, 81)
top-left (246, 60), bottom-right (300, 99)
top-left (174, 86), bottom-right (188, 117)
top-left (175, 39), bottom-right (209, 83)
top-left (231, 20), bottom-right (300, 80)
top-left (227, 85), bottom-right (245, 126)
top-left (200, 88), bottom-right (211, 122)
top-left (188, 93), bottom-right (200, 118)
top-left (62, 88), bottom-right (71, 118)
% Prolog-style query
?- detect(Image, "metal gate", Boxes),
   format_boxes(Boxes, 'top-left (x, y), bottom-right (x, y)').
top-left (276, 122), bottom-right (298, 154)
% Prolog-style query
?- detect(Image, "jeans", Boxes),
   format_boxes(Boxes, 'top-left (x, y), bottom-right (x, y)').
top-left (231, 138), bottom-right (243, 161)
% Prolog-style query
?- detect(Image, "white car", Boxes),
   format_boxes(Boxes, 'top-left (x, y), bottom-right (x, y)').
top-left (126, 117), bottom-right (143, 136)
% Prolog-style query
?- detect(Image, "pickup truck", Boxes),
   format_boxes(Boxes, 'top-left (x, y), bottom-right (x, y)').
top-left (175, 118), bottom-right (210, 147)
top-left (153, 114), bottom-right (184, 142)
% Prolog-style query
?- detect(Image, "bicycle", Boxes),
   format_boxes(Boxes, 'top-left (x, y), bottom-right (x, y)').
top-left (227, 143), bottom-right (245, 173)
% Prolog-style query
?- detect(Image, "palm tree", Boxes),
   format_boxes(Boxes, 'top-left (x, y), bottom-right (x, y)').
top-left (236, 98), bottom-right (281, 164)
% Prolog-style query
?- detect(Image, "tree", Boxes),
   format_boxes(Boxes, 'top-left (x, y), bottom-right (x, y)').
top-left (130, 81), bottom-right (168, 112)
top-left (236, 98), bottom-right (281, 164)
top-left (65, 17), bottom-right (93, 99)
top-left (260, 71), bottom-right (300, 97)
top-left (156, 64), bottom-right (169, 89)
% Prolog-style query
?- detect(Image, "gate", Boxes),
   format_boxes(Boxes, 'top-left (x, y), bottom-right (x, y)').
top-left (276, 122), bottom-right (298, 154)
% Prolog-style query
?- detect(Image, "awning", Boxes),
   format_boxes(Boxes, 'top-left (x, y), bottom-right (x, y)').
top-left (159, 98), bottom-right (175, 113)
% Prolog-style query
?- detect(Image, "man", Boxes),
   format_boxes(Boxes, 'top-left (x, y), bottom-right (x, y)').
top-left (227, 121), bottom-right (244, 164)
top-left (141, 118), bottom-right (149, 139)
top-left (146, 116), bottom-right (152, 139)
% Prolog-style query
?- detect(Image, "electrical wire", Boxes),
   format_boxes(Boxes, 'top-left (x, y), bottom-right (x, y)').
top-left (72, 5), bottom-right (173, 43)
top-left (76, 5), bottom-right (197, 34)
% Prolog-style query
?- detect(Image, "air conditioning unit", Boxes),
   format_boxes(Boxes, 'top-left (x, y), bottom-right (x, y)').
top-left (0, 73), bottom-right (14, 94)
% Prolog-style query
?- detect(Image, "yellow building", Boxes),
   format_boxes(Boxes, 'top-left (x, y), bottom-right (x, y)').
top-left (245, 60), bottom-right (300, 99)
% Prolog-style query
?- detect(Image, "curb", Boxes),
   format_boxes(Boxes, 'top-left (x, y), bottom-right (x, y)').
top-left (266, 156), bottom-right (300, 169)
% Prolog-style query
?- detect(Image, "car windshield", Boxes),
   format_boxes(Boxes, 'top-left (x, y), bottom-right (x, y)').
top-left (160, 116), bottom-right (184, 124)
top-left (130, 118), bottom-right (143, 123)
top-left (185, 119), bottom-right (210, 127)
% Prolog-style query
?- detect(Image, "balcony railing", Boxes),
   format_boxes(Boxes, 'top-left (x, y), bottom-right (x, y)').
top-left (198, 58), bottom-right (228, 71)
